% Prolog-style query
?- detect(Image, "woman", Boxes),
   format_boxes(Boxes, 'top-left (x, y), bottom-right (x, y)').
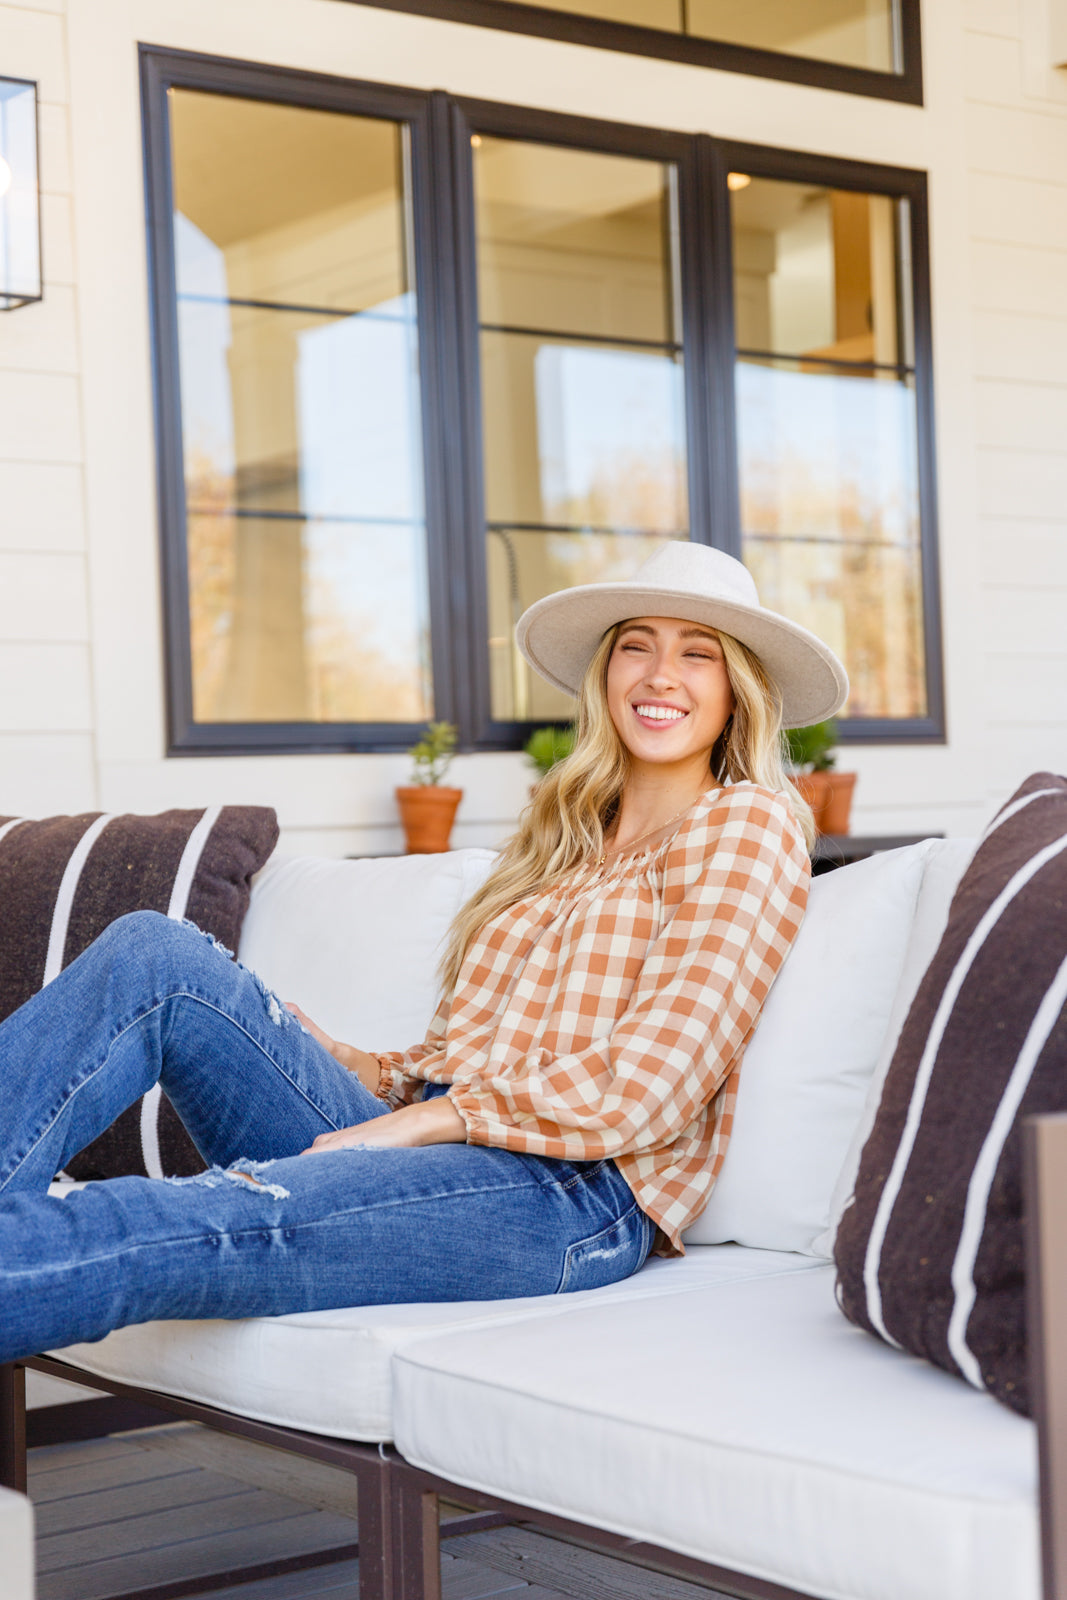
top-left (0, 544), bottom-right (846, 1362)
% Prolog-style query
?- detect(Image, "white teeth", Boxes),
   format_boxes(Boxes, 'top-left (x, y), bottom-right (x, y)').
top-left (635, 704), bottom-right (686, 722)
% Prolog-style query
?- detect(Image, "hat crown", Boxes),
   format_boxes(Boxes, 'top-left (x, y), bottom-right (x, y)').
top-left (630, 542), bottom-right (760, 609)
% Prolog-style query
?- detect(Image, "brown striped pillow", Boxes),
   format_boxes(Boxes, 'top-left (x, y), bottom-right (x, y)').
top-left (0, 806), bottom-right (279, 1181)
top-left (834, 772), bottom-right (1067, 1415)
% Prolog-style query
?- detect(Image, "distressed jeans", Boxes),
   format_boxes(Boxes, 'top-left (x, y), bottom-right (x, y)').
top-left (0, 912), bottom-right (653, 1364)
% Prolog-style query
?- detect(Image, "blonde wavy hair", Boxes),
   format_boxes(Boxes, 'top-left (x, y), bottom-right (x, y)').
top-left (439, 623), bottom-right (814, 995)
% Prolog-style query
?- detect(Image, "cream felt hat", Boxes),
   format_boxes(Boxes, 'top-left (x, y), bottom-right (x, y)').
top-left (515, 542), bottom-right (849, 729)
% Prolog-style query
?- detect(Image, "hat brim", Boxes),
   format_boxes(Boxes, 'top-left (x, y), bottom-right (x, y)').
top-left (516, 582), bottom-right (849, 729)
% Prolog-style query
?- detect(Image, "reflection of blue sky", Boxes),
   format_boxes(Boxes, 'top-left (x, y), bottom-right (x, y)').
top-left (535, 344), bottom-right (685, 523)
top-left (175, 209), bottom-right (430, 675)
top-left (298, 299), bottom-right (423, 523)
top-left (176, 214), bottom-right (235, 475)
top-left (736, 362), bottom-right (919, 545)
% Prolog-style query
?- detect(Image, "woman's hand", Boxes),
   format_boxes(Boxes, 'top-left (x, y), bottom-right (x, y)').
top-left (301, 1094), bottom-right (467, 1154)
top-left (285, 1003), bottom-right (381, 1093)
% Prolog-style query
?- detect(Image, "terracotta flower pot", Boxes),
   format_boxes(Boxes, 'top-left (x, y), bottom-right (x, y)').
top-left (790, 770), bottom-right (857, 835)
top-left (395, 786), bottom-right (462, 854)
top-left (820, 771), bottom-right (857, 835)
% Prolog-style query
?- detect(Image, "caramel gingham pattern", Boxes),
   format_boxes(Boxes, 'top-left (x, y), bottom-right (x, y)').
top-left (375, 783), bottom-right (810, 1252)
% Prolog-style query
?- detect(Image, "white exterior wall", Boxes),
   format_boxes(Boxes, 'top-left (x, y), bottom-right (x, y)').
top-left (0, 0), bottom-right (1063, 855)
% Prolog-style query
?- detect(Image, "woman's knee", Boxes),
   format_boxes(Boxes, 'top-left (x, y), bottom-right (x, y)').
top-left (96, 910), bottom-right (219, 972)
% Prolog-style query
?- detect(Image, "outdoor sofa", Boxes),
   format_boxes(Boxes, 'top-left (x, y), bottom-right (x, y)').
top-left (2, 832), bottom-right (1064, 1600)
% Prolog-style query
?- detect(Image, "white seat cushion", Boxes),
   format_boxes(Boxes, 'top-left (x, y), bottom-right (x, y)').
top-left (393, 1266), bottom-right (1039, 1600)
top-left (52, 1245), bottom-right (818, 1441)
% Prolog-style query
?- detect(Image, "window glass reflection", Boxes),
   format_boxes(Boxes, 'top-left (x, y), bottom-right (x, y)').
top-left (473, 135), bottom-right (687, 720)
top-left (487, 0), bottom-right (899, 73)
top-left (170, 88), bottom-right (430, 724)
top-left (731, 174), bottom-right (925, 721)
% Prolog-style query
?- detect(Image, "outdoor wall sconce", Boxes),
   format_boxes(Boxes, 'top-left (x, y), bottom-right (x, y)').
top-left (0, 76), bottom-right (42, 310)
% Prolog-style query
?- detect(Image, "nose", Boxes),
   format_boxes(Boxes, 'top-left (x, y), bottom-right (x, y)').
top-left (645, 658), bottom-right (679, 693)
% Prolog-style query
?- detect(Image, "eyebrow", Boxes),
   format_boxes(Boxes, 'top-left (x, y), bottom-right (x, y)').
top-left (618, 622), bottom-right (721, 642)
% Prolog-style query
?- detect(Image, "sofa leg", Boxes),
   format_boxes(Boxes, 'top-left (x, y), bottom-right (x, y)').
top-left (392, 1468), bottom-right (442, 1600)
top-left (0, 1364), bottom-right (27, 1494)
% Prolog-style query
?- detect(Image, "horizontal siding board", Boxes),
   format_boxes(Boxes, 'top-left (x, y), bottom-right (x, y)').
top-left (976, 444), bottom-right (1067, 516)
top-left (0, 462), bottom-right (85, 551)
top-left (972, 308), bottom-right (1067, 382)
top-left (983, 653), bottom-right (1067, 722)
top-left (970, 240), bottom-right (1067, 317)
top-left (0, 732), bottom-right (95, 811)
top-left (0, 372), bottom-right (81, 462)
top-left (38, 102), bottom-right (71, 196)
top-left (0, 641), bottom-right (92, 730)
top-left (964, 0), bottom-right (1022, 36)
top-left (969, 172), bottom-right (1067, 249)
top-left (979, 519), bottom-right (1067, 585)
top-left (0, 286), bottom-right (80, 375)
top-left (974, 377), bottom-right (1067, 449)
top-left (40, 193), bottom-right (75, 286)
top-left (979, 582), bottom-right (1067, 651)
top-left (966, 101), bottom-right (1067, 185)
top-left (0, 552), bottom-right (89, 639)
top-left (964, 30), bottom-right (1025, 107)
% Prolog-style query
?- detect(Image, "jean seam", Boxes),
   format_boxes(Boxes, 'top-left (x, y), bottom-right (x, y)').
top-left (557, 1197), bottom-right (643, 1293)
top-left (0, 990), bottom-right (345, 1192)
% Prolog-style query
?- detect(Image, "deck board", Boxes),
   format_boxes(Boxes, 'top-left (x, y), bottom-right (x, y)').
top-left (26, 1422), bottom-right (728, 1599)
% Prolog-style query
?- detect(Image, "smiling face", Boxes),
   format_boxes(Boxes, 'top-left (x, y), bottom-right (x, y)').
top-left (605, 616), bottom-right (736, 782)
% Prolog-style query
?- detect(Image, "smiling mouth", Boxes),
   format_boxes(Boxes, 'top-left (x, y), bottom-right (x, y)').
top-left (633, 704), bottom-right (688, 723)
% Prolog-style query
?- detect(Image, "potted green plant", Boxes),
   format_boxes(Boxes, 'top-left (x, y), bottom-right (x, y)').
top-left (524, 724), bottom-right (576, 781)
top-left (784, 719), bottom-right (856, 835)
top-left (396, 721), bottom-right (462, 853)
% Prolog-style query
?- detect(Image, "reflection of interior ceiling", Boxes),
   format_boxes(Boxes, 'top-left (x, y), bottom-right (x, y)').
top-left (686, 0), bottom-right (888, 52)
top-left (474, 138), bottom-right (667, 243)
top-left (170, 89), bottom-right (400, 248)
top-left (729, 178), bottom-right (826, 235)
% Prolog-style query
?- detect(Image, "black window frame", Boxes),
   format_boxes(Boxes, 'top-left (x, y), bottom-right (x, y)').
top-left (332, 0), bottom-right (922, 105)
top-left (141, 45), bottom-right (943, 755)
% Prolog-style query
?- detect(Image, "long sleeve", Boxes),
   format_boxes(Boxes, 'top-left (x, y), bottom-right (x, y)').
top-left (448, 786), bottom-right (809, 1163)
top-left (372, 997), bottom-right (451, 1108)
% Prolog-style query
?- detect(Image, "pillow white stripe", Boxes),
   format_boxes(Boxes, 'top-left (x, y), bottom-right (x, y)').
top-left (0, 818), bottom-right (26, 847)
top-left (139, 1085), bottom-right (165, 1181)
top-left (862, 829), bottom-right (1067, 1344)
top-left (166, 804), bottom-right (222, 921)
top-left (42, 815), bottom-right (115, 986)
top-left (982, 788), bottom-right (1062, 845)
top-left (946, 948), bottom-right (1067, 1389)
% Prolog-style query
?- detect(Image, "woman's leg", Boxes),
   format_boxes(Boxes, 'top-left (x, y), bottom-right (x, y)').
top-left (0, 911), bottom-right (387, 1194)
top-left (0, 1146), bottom-right (653, 1363)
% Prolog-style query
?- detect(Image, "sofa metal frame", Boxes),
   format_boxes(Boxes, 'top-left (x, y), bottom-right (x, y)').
top-left (2, 1110), bottom-right (1063, 1600)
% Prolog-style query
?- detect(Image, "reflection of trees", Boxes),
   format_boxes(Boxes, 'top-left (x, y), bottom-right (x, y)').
top-left (547, 446), bottom-right (687, 537)
top-left (741, 444), bottom-right (926, 721)
top-left (186, 458), bottom-right (430, 724)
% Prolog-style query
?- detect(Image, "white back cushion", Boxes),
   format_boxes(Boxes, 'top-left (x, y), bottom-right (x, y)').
top-left (237, 849), bottom-right (495, 1054)
top-left (685, 842), bottom-right (937, 1255)
top-left (810, 835), bottom-right (975, 1257)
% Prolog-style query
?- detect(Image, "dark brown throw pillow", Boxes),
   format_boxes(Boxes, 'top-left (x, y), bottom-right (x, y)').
top-left (0, 805), bottom-right (279, 1180)
top-left (835, 771), bottom-right (1067, 1416)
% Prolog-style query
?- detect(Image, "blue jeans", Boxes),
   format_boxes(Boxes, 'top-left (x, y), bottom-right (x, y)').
top-left (0, 912), bottom-right (653, 1364)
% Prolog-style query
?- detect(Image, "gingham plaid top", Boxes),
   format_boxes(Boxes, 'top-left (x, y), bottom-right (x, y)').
top-left (374, 782), bottom-right (810, 1252)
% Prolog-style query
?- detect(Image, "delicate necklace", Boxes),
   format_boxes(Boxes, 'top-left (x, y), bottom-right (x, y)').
top-left (597, 797), bottom-right (700, 867)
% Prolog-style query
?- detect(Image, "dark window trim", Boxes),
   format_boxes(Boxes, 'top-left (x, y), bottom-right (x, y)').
top-left (142, 47), bottom-right (943, 754)
top-left (330, 0), bottom-right (923, 106)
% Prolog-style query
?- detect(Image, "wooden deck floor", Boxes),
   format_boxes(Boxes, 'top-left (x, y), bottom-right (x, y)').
top-left (28, 1423), bottom-right (727, 1600)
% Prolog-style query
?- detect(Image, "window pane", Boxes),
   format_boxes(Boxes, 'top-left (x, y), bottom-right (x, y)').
top-left (473, 136), bottom-right (687, 720)
top-left (736, 359), bottom-right (925, 720)
top-left (731, 173), bottom-right (925, 722)
top-left (170, 88), bottom-right (431, 724)
top-left (487, 0), bottom-right (899, 72)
